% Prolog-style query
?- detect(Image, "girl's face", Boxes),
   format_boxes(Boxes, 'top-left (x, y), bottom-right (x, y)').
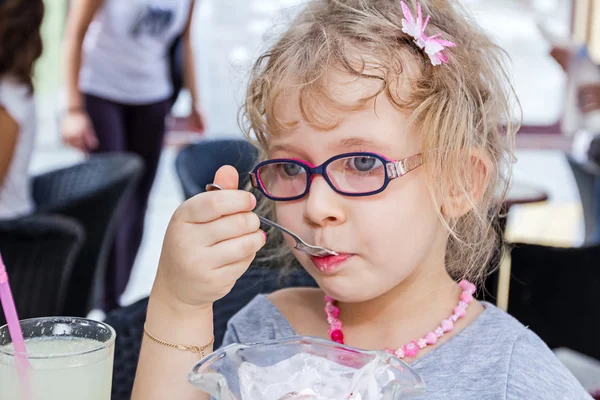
top-left (269, 72), bottom-right (449, 303)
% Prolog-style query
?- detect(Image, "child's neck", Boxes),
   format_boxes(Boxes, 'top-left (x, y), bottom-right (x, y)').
top-left (335, 269), bottom-right (470, 352)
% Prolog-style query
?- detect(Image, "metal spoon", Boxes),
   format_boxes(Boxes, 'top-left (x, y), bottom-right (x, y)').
top-left (205, 183), bottom-right (338, 257)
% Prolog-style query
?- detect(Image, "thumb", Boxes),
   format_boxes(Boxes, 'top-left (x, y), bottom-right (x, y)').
top-left (213, 165), bottom-right (239, 190)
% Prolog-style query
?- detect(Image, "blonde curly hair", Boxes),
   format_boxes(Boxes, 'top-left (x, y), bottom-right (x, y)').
top-left (241, 0), bottom-right (519, 285)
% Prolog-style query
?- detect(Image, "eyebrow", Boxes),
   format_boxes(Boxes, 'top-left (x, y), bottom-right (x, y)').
top-left (269, 137), bottom-right (392, 155)
top-left (336, 137), bottom-right (392, 150)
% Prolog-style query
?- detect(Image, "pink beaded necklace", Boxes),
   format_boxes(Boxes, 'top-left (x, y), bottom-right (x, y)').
top-left (324, 280), bottom-right (477, 360)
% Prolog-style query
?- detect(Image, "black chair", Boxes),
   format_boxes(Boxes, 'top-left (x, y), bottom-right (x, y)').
top-left (0, 214), bottom-right (84, 326)
top-left (506, 242), bottom-right (600, 361)
top-left (566, 155), bottom-right (598, 243)
top-left (175, 138), bottom-right (259, 200)
top-left (33, 153), bottom-right (145, 317)
top-left (105, 267), bottom-right (317, 400)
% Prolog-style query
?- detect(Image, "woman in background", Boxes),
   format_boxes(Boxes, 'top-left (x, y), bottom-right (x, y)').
top-left (0, 0), bottom-right (44, 220)
top-left (549, 0), bottom-right (600, 243)
top-left (62, 0), bottom-right (206, 312)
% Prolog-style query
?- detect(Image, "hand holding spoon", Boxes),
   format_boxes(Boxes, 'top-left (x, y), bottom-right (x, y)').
top-left (205, 183), bottom-right (338, 257)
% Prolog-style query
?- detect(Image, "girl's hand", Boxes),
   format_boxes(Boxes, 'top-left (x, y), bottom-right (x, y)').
top-left (153, 165), bottom-right (266, 313)
top-left (61, 110), bottom-right (99, 152)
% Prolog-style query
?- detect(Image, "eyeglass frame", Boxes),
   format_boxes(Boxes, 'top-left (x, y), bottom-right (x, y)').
top-left (249, 151), bottom-right (424, 201)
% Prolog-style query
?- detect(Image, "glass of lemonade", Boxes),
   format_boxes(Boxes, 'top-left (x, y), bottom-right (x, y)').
top-left (0, 317), bottom-right (116, 400)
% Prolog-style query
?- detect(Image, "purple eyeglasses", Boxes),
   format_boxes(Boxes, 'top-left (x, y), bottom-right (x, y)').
top-left (249, 152), bottom-right (423, 201)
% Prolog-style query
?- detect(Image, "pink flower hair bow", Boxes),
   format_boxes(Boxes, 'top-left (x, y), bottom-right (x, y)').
top-left (400, 1), bottom-right (456, 66)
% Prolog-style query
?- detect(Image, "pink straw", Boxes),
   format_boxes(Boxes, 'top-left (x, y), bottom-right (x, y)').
top-left (0, 252), bottom-right (31, 398)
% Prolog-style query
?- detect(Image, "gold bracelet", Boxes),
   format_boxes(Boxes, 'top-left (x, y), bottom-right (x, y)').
top-left (143, 324), bottom-right (214, 357)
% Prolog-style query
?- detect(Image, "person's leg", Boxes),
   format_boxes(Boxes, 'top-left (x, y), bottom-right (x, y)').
top-left (110, 99), bottom-right (171, 306)
top-left (84, 94), bottom-right (128, 312)
top-left (84, 94), bottom-right (126, 153)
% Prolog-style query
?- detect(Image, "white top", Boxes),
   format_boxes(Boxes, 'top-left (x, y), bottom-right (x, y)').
top-left (80, 0), bottom-right (192, 104)
top-left (0, 77), bottom-right (36, 220)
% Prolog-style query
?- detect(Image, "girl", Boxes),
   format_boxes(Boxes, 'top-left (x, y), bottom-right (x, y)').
top-left (0, 0), bottom-right (44, 220)
top-left (61, 0), bottom-right (206, 312)
top-left (133, 0), bottom-right (591, 398)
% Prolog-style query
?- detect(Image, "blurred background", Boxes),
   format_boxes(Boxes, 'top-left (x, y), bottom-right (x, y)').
top-left (1, 0), bottom-right (600, 397)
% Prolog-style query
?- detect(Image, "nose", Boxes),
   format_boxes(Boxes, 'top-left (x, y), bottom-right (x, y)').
top-left (303, 175), bottom-right (347, 227)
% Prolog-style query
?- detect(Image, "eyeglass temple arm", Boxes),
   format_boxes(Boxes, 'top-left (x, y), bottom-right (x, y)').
top-left (249, 172), bottom-right (259, 188)
top-left (386, 154), bottom-right (424, 179)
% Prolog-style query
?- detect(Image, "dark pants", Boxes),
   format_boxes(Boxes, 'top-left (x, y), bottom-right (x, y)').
top-left (85, 93), bottom-right (171, 312)
top-left (595, 177), bottom-right (600, 243)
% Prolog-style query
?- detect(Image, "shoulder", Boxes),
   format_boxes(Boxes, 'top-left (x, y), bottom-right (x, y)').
top-left (415, 304), bottom-right (590, 399)
top-left (506, 329), bottom-right (591, 399)
top-left (0, 77), bottom-right (30, 102)
top-left (476, 304), bottom-right (589, 398)
top-left (0, 77), bottom-right (33, 124)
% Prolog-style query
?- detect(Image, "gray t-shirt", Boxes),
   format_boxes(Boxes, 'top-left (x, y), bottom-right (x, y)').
top-left (222, 295), bottom-right (592, 399)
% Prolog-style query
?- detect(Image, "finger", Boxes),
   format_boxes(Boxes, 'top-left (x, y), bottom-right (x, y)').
top-left (62, 133), bottom-right (76, 148)
top-left (204, 211), bottom-right (261, 246)
top-left (212, 254), bottom-right (257, 285)
top-left (85, 130), bottom-right (99, 150)
top-left (179, 190), bottom-right (256, 223)
top-left (197, 114), bottom-right (206, 133)
top-left (68, 135), bottom-right (86, 152)
top-left (62, 135), bottom-right (74, 147)
top-left (214, 165), bottom-right (239, 190)
top-left (77, 133), bottom-right (89, 153)
top-left (188, 116), bottom-right (200, 132)
top-left (206, 230), bottom-right (266, 266)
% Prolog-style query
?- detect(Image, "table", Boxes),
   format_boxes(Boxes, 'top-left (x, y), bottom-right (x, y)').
top-left (554, 348), bottom-right (600, 393)
top-left (504, 182), bottom-right (550, 209)
top-left (493, 182), bottom-right (550, 311)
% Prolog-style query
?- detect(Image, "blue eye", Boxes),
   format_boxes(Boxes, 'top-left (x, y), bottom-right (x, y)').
top-left (282, 163), bottom-right (305, 177)
top-left (348, 156), bottom-right (381, 172)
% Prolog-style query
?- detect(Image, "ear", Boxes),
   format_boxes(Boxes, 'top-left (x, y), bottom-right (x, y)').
top-left (441, 149), bottom-right (493, 219)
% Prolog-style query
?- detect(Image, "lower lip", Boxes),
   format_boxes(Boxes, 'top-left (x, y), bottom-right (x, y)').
top-left (310, 254), bottom-right (352, 273)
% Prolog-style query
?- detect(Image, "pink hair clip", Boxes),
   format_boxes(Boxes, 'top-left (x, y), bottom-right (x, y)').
top-left (400, 1), bottom-right (456, 66)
